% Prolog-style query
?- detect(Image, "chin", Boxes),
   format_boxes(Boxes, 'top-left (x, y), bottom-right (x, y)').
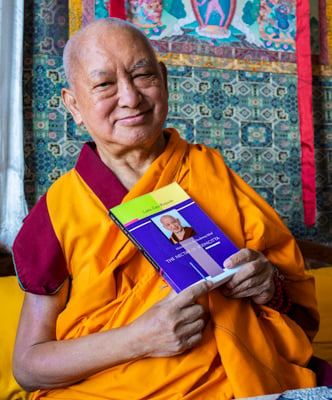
top-left (116, 128), bottom-right (163, 146)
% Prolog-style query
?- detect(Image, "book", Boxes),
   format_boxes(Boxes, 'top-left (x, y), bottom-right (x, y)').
top-left (109, 182), bottom-right (241, 293)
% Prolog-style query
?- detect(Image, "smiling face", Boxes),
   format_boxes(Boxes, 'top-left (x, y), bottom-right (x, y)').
top-left (62, 20), bottom-right (169, 155)
top-left (161, 216), bottom-right (184, 234)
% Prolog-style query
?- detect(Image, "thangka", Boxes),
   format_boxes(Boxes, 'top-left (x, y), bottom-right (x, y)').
top-left (68, 0), bottom-right (316, 227)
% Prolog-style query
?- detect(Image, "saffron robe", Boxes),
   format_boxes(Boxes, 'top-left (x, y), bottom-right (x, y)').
top-left (13, 129), bottom-right (319, 400)
top-left (170, 226), bottom-right (197, 244)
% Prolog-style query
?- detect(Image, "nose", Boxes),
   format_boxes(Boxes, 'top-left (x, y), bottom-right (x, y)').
top-left (117, 78), bottom-right (142, 108)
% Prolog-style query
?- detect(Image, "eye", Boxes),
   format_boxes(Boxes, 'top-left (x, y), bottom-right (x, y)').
top-left (133, 73), bottom-right (153, 79)
top-left (91, 78), bottom-right (115, 89)
top-left (98, 81), bottom-right (113, 87)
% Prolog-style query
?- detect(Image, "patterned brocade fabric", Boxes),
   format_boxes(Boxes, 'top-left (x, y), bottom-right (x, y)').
top-left (23, 0), bottom-right (332, 245)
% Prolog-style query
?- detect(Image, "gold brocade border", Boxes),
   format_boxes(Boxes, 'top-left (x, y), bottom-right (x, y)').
top-left (157, 52), bottom-right (297, 74)
top-left (69, 0), bottom-right (83, 37)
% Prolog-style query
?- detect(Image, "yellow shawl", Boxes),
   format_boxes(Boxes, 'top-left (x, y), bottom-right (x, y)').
top-left (34, 129), bottom-right (319, 399)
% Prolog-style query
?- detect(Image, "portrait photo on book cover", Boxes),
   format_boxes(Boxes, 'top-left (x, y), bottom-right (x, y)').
top-left (152, 210), bottom-right (197, 244)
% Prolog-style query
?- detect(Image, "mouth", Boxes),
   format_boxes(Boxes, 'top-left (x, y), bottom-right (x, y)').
top-left (116, 110), bottom-right (151, 125)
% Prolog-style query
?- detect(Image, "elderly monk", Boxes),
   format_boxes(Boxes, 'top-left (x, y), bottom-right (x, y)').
top-left (12, 18), bottom-right (319, 400)
top-left (160, 214), bottom-right (197, 243)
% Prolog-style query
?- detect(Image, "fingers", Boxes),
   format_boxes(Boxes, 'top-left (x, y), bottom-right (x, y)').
top-left (223, 249), bottom-right (267, 290)
top-left (175, 314), bottom-right (206, 339)
top-left (178, 320), bottom-right (206, 350)
top-left (221, 249), bottom-right (275, 303)
top-left (173, 280), bottom-right (213, 308)
top-left (134, 281), bottom-right (211, 358)
top-left (223, 248), bottom-right (257, 269)
top-left (222, 273), bottom-right (274, 302)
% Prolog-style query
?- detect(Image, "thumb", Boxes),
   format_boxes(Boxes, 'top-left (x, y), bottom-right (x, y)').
top-left (175, 280), bottom-right (213, 307)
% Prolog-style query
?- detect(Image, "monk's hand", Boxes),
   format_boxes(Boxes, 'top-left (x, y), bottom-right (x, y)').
top-left (132, 280), bottom-right (212, 358)
top-left (220, 248), bottom-right (275, 305)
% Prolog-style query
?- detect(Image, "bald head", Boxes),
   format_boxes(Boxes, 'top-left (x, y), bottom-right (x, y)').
top-left (60, 16), bottom-right (169, 153)
top-left (63, 18), bottom-right (157, 90)
top-left (160, 215), bottom-right (177, 225)
top-left (160, 215), bottom-right (185, 233)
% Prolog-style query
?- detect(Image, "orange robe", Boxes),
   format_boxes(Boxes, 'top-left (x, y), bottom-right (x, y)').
top-left (17, 129), bottom-right (319, 399)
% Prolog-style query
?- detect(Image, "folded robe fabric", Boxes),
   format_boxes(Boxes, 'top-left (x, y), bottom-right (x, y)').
top-left (13, 129), bottom-right (319, 399)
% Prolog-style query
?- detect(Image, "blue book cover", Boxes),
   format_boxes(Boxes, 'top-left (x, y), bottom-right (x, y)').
top-left (109, 182), bottom-right (241, 293)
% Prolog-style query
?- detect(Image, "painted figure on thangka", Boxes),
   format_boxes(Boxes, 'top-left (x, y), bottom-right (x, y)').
top-left (124, 0), bottom-right (296, 52)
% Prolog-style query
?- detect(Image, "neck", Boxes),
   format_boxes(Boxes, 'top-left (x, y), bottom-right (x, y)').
top-left (96, 134), bottom-right (166, 190)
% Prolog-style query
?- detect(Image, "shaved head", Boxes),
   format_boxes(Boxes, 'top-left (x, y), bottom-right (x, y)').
top-left (160, 215), bottom-right (177, 224)
top-left (63, 18), bottom-right (157, 90)
top-left (60, 16), bottom-right (169, 162)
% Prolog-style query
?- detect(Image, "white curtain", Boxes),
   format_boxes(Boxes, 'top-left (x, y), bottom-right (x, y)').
top-left (0, 0), bottom-right (27, 250)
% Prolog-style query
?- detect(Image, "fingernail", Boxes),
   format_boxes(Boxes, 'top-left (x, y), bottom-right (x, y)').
top-left (224, 259), bottom-right (233, 269)
top-left (205, 280), bottom-right (214, 289)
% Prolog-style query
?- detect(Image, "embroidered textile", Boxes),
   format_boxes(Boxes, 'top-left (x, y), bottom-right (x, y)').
top-left (22, 0), bottom-right (332, 245)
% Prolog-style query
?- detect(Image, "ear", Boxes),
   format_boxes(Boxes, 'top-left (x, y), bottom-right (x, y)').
top-left (159, 61), bottom-right (169, 93)
top-left (61, 87), bottom-right (84, 125)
